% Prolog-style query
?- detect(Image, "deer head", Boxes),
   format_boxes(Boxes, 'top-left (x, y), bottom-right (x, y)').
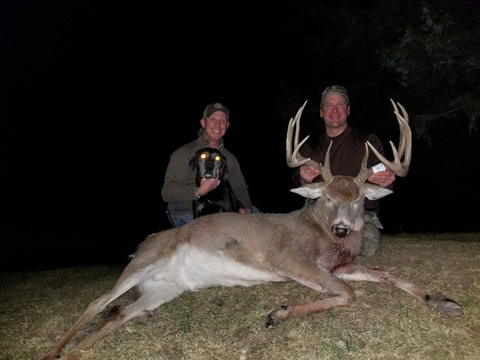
top-left (286, 99), bottom-right (412, 238)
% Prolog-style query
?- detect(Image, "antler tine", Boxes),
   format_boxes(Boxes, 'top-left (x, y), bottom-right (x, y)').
top-left (286, 101), bottom-right (322, 170)
top-left (354, 143), bottom-right (374, 185)
top-left (392, 100), bottom-right (412, 168)
top-left (367, 99), bottom-right (412, 177)
top-left (321, 141), bottom-right (333, 182)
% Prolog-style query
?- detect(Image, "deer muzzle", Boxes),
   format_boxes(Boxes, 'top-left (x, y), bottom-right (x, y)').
top-left (332, 225), bottom-right (350, 238)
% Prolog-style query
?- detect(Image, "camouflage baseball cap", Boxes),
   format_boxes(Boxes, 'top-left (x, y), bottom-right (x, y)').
top-left (320, 85), bottom-right (349, 107)
top-left (203, 103), bottom-right (229, 120)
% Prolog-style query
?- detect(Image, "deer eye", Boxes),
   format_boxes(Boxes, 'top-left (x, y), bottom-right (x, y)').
top-left (215, 156), bottom-right (221, 161)
top-left (200, 153), bottom-right (207, 160)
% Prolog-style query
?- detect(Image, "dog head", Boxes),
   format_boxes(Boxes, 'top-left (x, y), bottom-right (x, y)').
top-left (189, 148), bottom-right (229, 181)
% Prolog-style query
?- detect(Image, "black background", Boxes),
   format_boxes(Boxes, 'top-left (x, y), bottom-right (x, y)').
top-left (1, 1), bottom-right (478, 271)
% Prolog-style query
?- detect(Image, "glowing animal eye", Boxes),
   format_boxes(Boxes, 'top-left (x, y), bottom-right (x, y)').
top-left (200, 153), bottom-right (207, 159)
top-left (215, 156), bottom-right (221, 161)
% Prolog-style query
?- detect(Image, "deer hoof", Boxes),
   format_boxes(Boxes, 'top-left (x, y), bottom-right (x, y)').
top-left (265, 313), bottom-right (275, 328)
top-left (265, 305), bottom-right (289, 327)
top-left (439, 298), bottom-right (463, 317)
top-left (427, 294), bottom-right (463, 317)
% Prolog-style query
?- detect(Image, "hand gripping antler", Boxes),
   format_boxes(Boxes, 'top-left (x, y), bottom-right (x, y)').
top-left (286, 100), bottom-right (333, 182)
top-left (367, 99), bottom-right (412, 177)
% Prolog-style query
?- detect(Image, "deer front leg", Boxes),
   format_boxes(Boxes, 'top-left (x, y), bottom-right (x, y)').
top-left (333, 263), bottom-right (463, 317)
top-left (266, 271), bottom-right (356, 327)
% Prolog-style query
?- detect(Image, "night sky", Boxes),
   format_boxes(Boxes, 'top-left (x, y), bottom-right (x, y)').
top-left (1, 1), bottom-right (479, 271)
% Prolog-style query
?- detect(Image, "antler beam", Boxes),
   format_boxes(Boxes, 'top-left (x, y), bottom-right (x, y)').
top-left (285, 100), bottom-right (333, 182)
top-left (286, 100), bottom-right (312, 168)
top-left (367, 99), bottom-right (412, 177)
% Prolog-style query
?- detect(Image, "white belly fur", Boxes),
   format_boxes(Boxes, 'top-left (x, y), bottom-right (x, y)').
top-left (152, 243), bottom-right (288, 291)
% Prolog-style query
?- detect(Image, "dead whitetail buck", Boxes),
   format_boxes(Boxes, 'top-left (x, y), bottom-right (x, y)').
top-left (39, 99), bottom-right (462, 360)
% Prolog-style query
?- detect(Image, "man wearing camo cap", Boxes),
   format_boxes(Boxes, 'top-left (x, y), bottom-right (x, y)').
top-left (162, 103), bottom-right (258, 228)
top-left (292, 85), bottom-right (395, 257)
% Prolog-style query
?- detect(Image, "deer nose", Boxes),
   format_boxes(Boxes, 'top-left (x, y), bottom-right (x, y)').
top-left (332, 225), bottom-right (350, 238)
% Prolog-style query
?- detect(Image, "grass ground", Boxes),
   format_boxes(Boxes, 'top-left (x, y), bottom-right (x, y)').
top-left (1, 233), bottom-right (479, 360)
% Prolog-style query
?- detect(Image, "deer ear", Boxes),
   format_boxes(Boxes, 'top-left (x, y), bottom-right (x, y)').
top-left (364, 184), bottom-right (393, 200)
top-left (290, 183), bottom-right (326, 199)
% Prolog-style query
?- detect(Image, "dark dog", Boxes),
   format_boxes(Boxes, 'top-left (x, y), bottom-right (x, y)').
top-left (189, 147), bottom-right (243, 218)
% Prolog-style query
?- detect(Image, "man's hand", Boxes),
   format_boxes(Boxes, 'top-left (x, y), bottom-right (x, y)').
top-left (299, 165), bottom-right (321, 184)
top-left (368, 169), bottom-right (395, 187)
top-left (197, 169), bottom-right (221, 196)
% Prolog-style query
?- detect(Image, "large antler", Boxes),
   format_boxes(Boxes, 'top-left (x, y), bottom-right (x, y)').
top-left (286, 100), bottom-right (333, 182)
top-left (367, 99), bottom-right (412, 177)
top-left (287, 98), bottom-right (412, 185)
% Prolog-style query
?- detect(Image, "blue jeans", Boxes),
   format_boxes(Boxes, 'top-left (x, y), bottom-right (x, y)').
top-left (172, 213), bottom-right (194, 228)
top-left (170, 205), bottom-right (261, 228)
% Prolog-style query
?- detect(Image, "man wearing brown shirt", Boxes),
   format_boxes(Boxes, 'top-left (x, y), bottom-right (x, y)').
top-left (292, 86), bottom-right (395, 257)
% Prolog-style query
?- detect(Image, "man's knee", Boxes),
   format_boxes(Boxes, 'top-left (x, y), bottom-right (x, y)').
top-left (360, 211), bottom-right (382, 257)
top-left (251, 205), bottom-right (261, 213)
top-left (172, 213), bottom-right (194, 228)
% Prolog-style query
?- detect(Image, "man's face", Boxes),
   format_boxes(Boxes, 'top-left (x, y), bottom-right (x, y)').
top-left (200, 111), bottom-right (229, 143)
top-left (320, 93), bottom-right (350, 130)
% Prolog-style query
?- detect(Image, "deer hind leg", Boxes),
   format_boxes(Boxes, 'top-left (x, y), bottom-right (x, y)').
top-left (266, 272), bottom-right (356, 327)
top-left (333, 263), bottom-right (463, 317)
top-left (38, 274), bottom-right (144, 360)
top-left (38, 292), bottom-right (120, 360)
top-left (64, 280), bottom-right (185, 359)
top-left (39, 262), bottom-right (178, 360)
